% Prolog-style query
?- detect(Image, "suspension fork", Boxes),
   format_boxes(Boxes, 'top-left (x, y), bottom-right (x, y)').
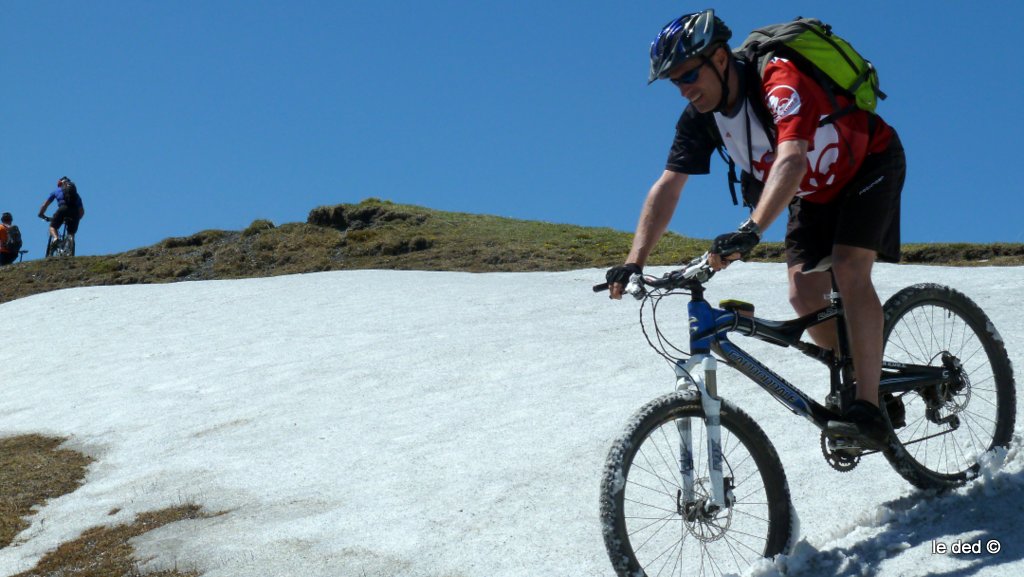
top-left (674, 355), bottom-right (728, 510)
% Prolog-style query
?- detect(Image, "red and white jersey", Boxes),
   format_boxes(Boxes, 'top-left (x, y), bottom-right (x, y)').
top-left (665, 58), bottom-right (895, 205)
top-left (712, 91), bottom-right (775, 184)
top-left (759, 57), bottom-right (893, 203)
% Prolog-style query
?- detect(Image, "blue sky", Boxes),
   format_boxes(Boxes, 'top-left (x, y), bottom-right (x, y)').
top-left (3, 1), bottom-right (1022, 259)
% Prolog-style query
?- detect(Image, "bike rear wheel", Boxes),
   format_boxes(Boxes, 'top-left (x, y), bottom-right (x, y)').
top-left (600, 391), bottom-right (793, 577)
top-left (880, 283), bottom-right (1016, 490)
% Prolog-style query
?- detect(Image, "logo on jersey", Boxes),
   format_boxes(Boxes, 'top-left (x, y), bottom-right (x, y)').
top-left (767, 85), bottom-right (801, 121)
top-left (799, 121), bottom-right (841, 195)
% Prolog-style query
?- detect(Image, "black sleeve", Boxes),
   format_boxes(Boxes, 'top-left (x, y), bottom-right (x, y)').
top-left (665, 103), bottom-right (721, 175)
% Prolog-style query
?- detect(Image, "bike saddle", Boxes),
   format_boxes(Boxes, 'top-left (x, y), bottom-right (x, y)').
top-left (801, 255), bottom-right (833, 274)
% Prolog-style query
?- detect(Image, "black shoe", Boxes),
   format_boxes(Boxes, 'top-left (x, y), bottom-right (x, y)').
top-left (826, 400), bottom-right (891, 451)
top-left (882, 392), bottom-right (906, 429)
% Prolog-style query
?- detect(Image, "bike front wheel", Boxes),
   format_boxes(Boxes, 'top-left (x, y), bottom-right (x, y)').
top-left (881, 283), bottom-right (1016, 490)
top-left (600, 391), bottom-right (794, 577)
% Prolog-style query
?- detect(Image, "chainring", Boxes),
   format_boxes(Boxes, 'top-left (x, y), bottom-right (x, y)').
top-left (821, 431), bottom-right (861, 472)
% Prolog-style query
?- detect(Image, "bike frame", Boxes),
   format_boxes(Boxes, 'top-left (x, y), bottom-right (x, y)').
top-left (45, 221), bottom-right (73, 258)
top-left (671, 281), bottom-right (949, 509)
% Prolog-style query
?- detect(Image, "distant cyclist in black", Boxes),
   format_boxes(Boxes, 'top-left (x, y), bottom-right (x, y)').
top-left (38, 176), bottom-right (85, 256)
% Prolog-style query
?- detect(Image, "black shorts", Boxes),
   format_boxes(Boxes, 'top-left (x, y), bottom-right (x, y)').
top-left (785, 132), bottom-right (905, 271)
top-left (51, 206), bottom-right (81, 235)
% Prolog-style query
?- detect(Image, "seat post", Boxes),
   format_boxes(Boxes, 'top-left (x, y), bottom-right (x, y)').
top-left (829, 270), bottom-right (857, 410)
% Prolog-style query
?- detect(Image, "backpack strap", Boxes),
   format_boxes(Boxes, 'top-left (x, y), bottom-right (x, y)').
top-left (699, 109), bottom-right (744, 207)
top-left (703, 57), bottom-right (779, 209)
top-left (742, 45), bottom-right (867, 168)
top-left (740, 59), bottom-right (776, 143)
top-left (708, 57), bottom-right (779, 209)
top-left (718, 147), bottom-right (741, 206)
top-left (739, 58), bottom-right (776, 210)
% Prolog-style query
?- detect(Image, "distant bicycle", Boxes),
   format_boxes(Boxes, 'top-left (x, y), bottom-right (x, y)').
top-left (40, 215), bottom-right (75, 257)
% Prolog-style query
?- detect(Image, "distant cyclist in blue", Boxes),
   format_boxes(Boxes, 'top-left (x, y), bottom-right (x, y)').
top-left (38, 176), bottom-right (85, 256)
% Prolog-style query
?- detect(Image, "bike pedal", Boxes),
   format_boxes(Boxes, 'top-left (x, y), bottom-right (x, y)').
top-left (826, 424), bottom-right (886, 452)
top-left (827, 435), bottom-right (865, 454)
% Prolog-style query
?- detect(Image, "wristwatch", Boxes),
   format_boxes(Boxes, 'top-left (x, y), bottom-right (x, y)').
top-left (738, 218), bottom-right (762, 239)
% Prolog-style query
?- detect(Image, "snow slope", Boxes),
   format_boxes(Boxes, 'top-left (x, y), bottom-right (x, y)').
top-left (1, 263), bottom-right (1021, 576)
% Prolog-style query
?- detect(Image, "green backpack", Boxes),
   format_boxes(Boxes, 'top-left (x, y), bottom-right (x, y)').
top-left (720, 18), bottom-right (887, 208)
top-left (736, 17), bottom-right (886, 126)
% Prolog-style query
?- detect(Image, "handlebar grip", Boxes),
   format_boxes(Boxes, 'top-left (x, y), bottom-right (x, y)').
top-left (593, 282), bottom-right (609, 293)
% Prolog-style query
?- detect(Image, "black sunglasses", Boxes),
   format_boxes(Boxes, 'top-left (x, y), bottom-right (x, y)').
top-left (669, 59), bottom-right (708, 86)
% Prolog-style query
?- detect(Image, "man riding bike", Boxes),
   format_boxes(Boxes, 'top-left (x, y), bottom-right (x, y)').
top-left (38, 176), bottom-right (85, 257)
top-left (604, 9), bottom-right (906, 448)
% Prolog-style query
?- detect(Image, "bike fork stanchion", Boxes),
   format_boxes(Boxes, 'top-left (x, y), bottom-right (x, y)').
top-left (676, 408), bottom-right (696, 503)
top-left (674, 358), bottom-right (700, 504)
top-left (673, 356), bottom-right (728, 510)
top-left (699, 357), bottom-right (727, 509)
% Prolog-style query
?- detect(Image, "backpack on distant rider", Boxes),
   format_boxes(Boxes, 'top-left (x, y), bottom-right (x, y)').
top-left (60, 179), bottom-right (82, 211)
top-left (7, 225), bottom-right (22, 253)
top-left (721, 17), bottom-right (887, 208)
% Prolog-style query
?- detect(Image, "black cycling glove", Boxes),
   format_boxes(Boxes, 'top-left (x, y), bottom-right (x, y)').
top-left (605, 263), bottom-right (643, 286)
top-left (711, 219), bottom-right (762, 261)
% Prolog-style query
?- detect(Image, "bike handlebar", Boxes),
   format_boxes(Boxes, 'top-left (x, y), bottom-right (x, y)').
top-left (593, 253), bottom-right (716, 297)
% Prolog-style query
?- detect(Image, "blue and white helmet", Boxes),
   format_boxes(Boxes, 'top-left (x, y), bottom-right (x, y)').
top-left (649, 9), bottom-right (732, 84)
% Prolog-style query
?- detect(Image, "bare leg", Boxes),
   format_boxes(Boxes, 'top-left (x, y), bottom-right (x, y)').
top-left (787, 263), bottom-right (837, 350)
top-left (831, 245), bottom-right (883, 406)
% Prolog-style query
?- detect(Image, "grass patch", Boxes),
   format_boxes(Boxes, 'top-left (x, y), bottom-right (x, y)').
top-left (242, 219), bottom-right (275, 237)
top-left (0, 435), bottom-right (93, 548)
top-left (11, 505), bottom-right (210, 577)
top-left (2, 434), bottom-right (213, 576)
top-left (87, 257), bottom-right (125, 275)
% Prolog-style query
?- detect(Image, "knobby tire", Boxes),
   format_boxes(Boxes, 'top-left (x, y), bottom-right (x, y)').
top-left (600, 391), bottom-right (793, 577)
top-left (880, 283), bottom-right (1016, 490)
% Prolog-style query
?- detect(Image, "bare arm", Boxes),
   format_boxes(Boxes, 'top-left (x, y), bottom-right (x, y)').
top-left (627, 171), bottom-right (689, 266)
top-left (38, 198), bottom-right (53, 219)
top-left (709, 139), bottom-right (809, 269)
top-left (750, 139), bottom-right (808, 232)
top-left (610, 170), bottom-right (688, 299)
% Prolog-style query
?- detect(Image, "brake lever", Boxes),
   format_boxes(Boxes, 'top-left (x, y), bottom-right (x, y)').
top-left (625, 273), bottom-right (646, 300)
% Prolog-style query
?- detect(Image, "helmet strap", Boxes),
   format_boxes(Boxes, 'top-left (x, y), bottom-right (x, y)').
top-left (707, 50), bottom-right (732, 114)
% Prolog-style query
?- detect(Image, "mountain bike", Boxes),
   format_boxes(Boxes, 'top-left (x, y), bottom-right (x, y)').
top-left (593, 254), bottom-right (1015, 577)
top-left (40, 216), bottom-right (75, 257)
